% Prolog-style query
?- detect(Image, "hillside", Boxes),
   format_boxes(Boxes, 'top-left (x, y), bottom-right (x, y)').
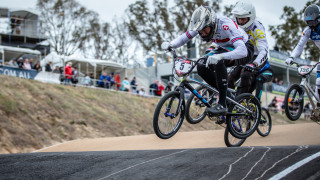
top-left (0, 75), bottom-right (225, 154)
top-left (0, 75), bottom-right (311, 154)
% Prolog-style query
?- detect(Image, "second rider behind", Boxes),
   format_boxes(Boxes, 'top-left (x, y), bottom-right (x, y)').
top-left (230, 1), bottom-right (273, 101)
top-left (163, 6), bottom-right (254, 114)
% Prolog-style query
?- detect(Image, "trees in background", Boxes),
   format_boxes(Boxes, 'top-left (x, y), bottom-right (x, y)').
top-left (37, 0), bottom-right (97, 57)
top-left (269, 0), bottom-right (320, 61)
top-left (37, 0), bottom-right (320, 64)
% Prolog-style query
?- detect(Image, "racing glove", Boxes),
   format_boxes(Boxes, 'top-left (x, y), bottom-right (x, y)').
top-left (244, 63), bottom-right (257, 72)
top-left (206, 54), bottom-right (224, 68)
top-left (285, 57), bottom-right (294, 65)
top-left (161, 42), bottom-right (173, 51)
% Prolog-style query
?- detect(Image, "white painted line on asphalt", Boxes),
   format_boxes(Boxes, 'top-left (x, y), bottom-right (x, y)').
top-left (269, 151), bottom-right (320, 180)
top-left (256, 145), bottom-right (308, 180)
top-left (219, 147), bottom-right (254, 180)
top-left (98, 149), bottom-right (188, 180)
top-left (242, 147), bottom-right (271, 180)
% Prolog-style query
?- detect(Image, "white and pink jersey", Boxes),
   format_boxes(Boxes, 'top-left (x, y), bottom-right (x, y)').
top-left (170, 15), bottom-right (248, 60)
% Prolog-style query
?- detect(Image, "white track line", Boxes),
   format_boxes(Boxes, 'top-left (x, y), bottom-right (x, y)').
top-left (256, 145), bottom-right (308, 180)
top-left (219, 147), bottom-right (254, 180)
top-left (98, 149), bottom-right (188, 180)
top-left (269, 150), bottom-right (320, 180)
top-left (242, 147), bottom-right (271, 180)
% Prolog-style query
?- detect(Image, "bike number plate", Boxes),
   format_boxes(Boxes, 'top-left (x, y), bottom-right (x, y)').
top-left (298, 65), bottom-right (312, 75)
top-left (175, 59), bottom-right (192, 76)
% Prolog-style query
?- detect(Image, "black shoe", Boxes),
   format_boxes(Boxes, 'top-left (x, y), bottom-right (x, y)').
top-left (206, 104), bottom-right (227, 115)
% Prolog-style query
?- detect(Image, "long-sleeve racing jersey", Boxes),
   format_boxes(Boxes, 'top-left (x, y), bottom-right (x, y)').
top-left (291, 26), bottom-right (320, 59)
top-left (246, 20), bottom-right (268, 67)
top-left (170, 15), bottom-right (248, 60)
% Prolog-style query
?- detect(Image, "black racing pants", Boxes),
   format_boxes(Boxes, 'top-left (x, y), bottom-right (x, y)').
top-left (250, 69), bottom-right (273, 101)
top-left (229, 66), bottom-right (273, 101)
top-left (197, 41), bottom-right (254, 107)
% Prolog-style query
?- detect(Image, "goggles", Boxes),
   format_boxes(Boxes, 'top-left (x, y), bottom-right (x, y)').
top-left (306, 19), bottom-right (318, 27)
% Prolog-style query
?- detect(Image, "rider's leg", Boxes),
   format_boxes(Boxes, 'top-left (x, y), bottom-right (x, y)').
top-left (255, 70), bottom-right (273, 101)
top-left (197, 62), bottom-right (218, 89)
top-left (214, 60), bottom-right (228, 107)
top-left (228, 66), bottom-right (242, 89)
top-left (237, 69), bottom-right (255, 94)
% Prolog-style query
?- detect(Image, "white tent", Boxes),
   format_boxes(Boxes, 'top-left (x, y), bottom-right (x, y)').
top-left (41, 53), bottom-right (126, 83)
top-left (0, 45), bottom-right (41, 62)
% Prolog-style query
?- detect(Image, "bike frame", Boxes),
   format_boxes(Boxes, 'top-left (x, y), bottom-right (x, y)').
top-left (299, 76), bottom-right (320, 111)
top-left (168, 49), bottom-right (253, 118)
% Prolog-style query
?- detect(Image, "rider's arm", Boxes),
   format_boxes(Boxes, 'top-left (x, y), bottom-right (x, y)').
top-left (291, 27), bottom-right (311, 58)
top-left (218, 20), bottom-right (248, 60)
top-left (170, 31), bottom-right (198, 49)
top-left (251, 22), bottom-right (268, 66)
top-left (223, 37), bottom-right (247, 60)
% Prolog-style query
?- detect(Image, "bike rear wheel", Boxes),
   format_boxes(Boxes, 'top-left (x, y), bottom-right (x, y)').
top-left (227, 93), bottom-right (261, 139)
top-left (257, 107), bottom-right (272, 137)
top-left (185, 85), bottom-right (218, 124)
top-left (284, 84), bottom-right (304, 121)
top-left (153, 91), bottom-right (184, 139)
top-left (224, 128), bottom-right (246, 147)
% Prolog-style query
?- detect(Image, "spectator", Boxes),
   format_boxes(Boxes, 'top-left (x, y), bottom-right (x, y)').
top-left (273, 77), bottom-right (279, 84)
top-left (109, 72), bottom-right (115, 89)
top-left (29, 58), bottom-right (34, 68)
top-left (121, 77), bottom-right (130, 91)
top-left (149, 80), bottom-right (159, 95)
top-left (45, 61), bottom-right (52, 72)
top-left (278, 80), bottom-right (284, 85)
top-left (130, 77), bottom-right (138, 93)
top-left (52, 66), bottom-right (60, 73)
top-left (8, 59), bottom-right (18, 68)
top-left (81, 73), bottom-right (92, 86)
top-left (33, 61), bottom-right (42, 71)
top-left (59, 67), bottom-right (65, 83)
top-left (72, 67), bottom-right (79, 85)
top-left (268, 96), bottom-right (278, 113)
top-left (64, 62), bottom-right (73, 85)
top-left (165, 81), bottom-right (174, 94)
top-left (114, 72), bottom-right (121, 90)
top-left (10, 16), bottom-right (16, 33)
top-left (15, 16), bottom-right (22, 34)
top-left (139, 87), bottom-right (146, 96)
top-left (23, 59), bottom-right (32, 70)
top-left (98, 72), bottom-right (110, 88)
top-left (17, 58), bottom-right (24, 69)
top-left (155, 82), bottom-right (164, 96)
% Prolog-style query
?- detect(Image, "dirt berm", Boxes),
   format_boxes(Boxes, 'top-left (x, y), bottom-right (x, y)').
top-left (0, 75), bottom-right (316, 154)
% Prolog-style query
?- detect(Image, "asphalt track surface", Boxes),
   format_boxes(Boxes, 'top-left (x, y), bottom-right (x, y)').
top-left (1, 123), bottom-right (320, 179)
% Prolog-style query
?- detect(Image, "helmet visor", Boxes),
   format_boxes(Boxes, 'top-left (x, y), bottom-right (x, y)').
top-left (188, 7), bottom-right (212, 31)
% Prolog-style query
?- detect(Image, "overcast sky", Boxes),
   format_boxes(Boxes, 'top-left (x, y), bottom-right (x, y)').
top-left (1, 0), bottom-right (310, 51)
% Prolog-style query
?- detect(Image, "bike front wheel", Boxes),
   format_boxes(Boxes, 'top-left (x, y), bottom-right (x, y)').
top-left (185, 85), bottom-right (218, 124)
top-left (224, 128), bottom-right (246, 147)
top-left (153, 91), bottom-right (184, 139)
top-left (284, 84), bottom-right (304, 121)
top-left (257, 107), bottom-right (272, 137)
top-left (227, 93), bottom-right (261, 139)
